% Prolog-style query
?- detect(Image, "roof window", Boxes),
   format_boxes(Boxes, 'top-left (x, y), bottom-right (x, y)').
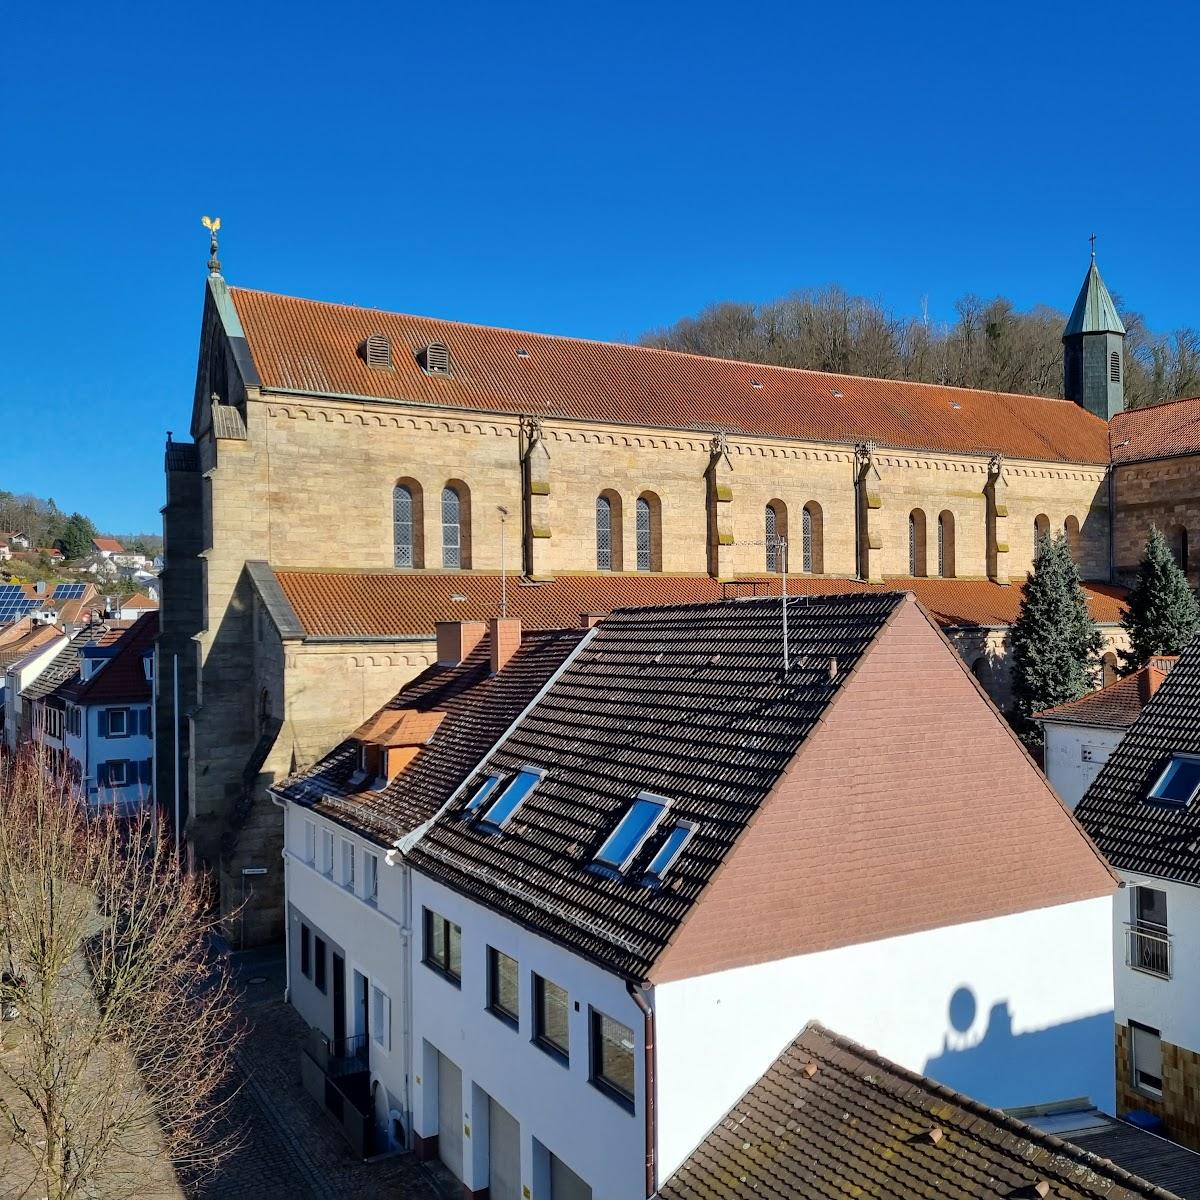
top-left (419, 341), bottom-right (452, 376)
top-left (594, 792), bottom-right (669, 872)
top-left (464, 773), bottom-right (502, 815)
top-left (480, 766), bottom-right (544, 830)
top-left (642, 820), bottom-right (695, 887)
top-left (1147, 755), bottom-right (1200, 807)
top-left (362, 333), bottom-right (393, 370)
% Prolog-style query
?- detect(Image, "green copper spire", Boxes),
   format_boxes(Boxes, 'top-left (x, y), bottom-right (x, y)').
top-left (1062, 241), bottom-right (1125, 420)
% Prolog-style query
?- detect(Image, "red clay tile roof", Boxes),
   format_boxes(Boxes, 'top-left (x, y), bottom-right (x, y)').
top-left (229, 287), bottom-right (1111, 464)
top-left (1036, 659), bottom-right (1176, 728)
top-left (270, 570), bottom-right (1127, 640)
top-left (0, 625), bottom-right (59, 670)
top-left (91, 537), bottom-right (125, 553)
top-left (660, 1023), bottom-right (1181, 1200)
top-left (1111, 397), bottom-right (1200, 464)
top-left (65, 612), bottom-right (158, 704)
top-left (120, 592), bottom-right (158, 609)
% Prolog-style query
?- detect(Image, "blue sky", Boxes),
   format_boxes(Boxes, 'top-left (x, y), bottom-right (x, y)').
top-left (1, 1), bottom-right (1196, 532)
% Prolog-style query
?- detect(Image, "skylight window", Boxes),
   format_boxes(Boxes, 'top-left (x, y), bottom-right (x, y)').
top-left (480, 767), bottom-right (544, 830)
top-left (594, 792), bottom-right (669, 872)
top-left (1147, 756), bottom-right (1200, 807)
top-left (642, 821), bottom-right (696, 886)
top-left (465, 774), bottom-right (502, 815)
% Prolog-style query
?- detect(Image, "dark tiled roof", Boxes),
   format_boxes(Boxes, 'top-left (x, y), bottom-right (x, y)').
top-left (21, 623), bottom-right (126, 700)
top-left (1076, 638), bottom-right (1200, 882)
top-left (1048, 1113), bottom-right (1200, 1199)
top-left (270, 568), bottom-right (1127, 640)
top-left (276, 627), bottom-right (585, 844)
top-left (59, 612), bottom-right (158, 705)
top-left (1112, 398), bottom-right (1200, 465)
top-left (659, 1023), bottom-right (1181, 1200)
top-left (1037, 659), bottom-right (1176, 729)
top-left (229, 286), bottom-right (1111, 464)
top-left (164, 440), bottom-right (198, 472)
top-left (409, 593), bottom-right (901, 980)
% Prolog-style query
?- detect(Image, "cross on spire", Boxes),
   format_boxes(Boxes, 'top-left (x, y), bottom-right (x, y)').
top-left (1089, 232), bottom-right (1097, 260)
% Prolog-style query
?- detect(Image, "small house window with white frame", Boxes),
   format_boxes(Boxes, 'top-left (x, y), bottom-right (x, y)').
top-left (341, 838), bottom-right (355, 890)
top-left (364, 851), bottom-right (378, 903)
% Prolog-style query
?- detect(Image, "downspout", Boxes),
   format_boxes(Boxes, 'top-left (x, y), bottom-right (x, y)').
top-left (268, 789), bottom-right (292, 1004)
top-left (173, 653), bottom-right (181, 858)
top-left (627, 982), bottom-right (656, 1198)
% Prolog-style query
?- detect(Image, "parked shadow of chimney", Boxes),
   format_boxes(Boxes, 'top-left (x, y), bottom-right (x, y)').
top-left (923, 986), bottom-right (1114, 1111)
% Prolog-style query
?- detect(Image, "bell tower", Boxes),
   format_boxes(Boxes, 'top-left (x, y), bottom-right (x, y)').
top-left (1063, 239), bottom-right (1125, 420)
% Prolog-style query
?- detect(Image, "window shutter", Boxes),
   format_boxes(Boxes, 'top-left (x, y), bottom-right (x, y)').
top-left (139, 759), bottom-right (152, 786)
top-left (97, 762), bottom-right (109, 787)
top-left (98, 710), bottom-right (108, 738)
top-left (139, 708), bottom-right (150, 736)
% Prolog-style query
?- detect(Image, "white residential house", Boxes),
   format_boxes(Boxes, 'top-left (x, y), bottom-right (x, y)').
top-left (277, 595), bottom-right (1119, 1200)
top-left (1077, 640), bottom-right (1200, 1149)
top-left (1, 625), bottom-right (67, 750)
top-left (90, 537), bottom-right (125, 560)
top-left (1037, 657), bottom-right (1175, 810)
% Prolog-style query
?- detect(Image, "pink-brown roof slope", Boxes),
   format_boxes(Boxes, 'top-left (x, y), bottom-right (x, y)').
top-left (1112, 396), bottom-right (1200, 464)
top-left (91, 536), bottom-right (125, 553)
top-left (1036, 658), bottom-right (1176, 728)
top-left (272, 570), bottom-right (1127, 640)
top-left (229, 287), bottom-right (1111, 465)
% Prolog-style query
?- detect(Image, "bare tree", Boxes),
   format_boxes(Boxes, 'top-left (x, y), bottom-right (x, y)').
top-left (0, 750), bottom-right (242, 1199)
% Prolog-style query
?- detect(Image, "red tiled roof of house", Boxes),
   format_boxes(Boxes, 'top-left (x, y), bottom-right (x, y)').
top-left (66, 612), bottom-right (158, 704)
top-left (1111, 396), bottom-right (1200, 464)
top-left (229, 287), bottom-right (1112, 465)
top-left (1036, 658), bottom-right (1177, 728)
top-left (270, 569), bottom-right (1127, 640)
top-left (91, 537), bottom-right (124, 553)
top-left (121, 592), bottom-right (158, 609)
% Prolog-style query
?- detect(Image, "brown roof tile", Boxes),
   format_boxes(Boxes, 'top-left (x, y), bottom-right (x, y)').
top-left (1111, 397), bottom-right (1200, 464)
top-left (229, 287), bottom-right (1111, 464)
top-left (271, 569), bottom-right (1127, 640)
top-left (1036, 659), bottom-right (1176, 728)
top-left (659, 1023), bottom-right (1182, 1200)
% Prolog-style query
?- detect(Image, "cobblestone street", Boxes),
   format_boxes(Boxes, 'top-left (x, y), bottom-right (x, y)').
top-left (185, 947), bottom-right (455, 1200)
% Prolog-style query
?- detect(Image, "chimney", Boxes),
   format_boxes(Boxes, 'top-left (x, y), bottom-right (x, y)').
top-left (435, 620), bottom-right (486, 667)
top-left (579, 611), bottom-right (606, 630)
top-left (489, 617), bottom-right (522, 673)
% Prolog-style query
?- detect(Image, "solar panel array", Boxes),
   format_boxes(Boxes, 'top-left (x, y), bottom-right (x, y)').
top-left (52, 583), bottom-right (86, 599)
top-left (0, 585), bottom-right (39, 624)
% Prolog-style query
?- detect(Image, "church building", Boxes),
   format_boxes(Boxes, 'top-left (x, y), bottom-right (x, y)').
top-left (156, 239), bottom-right (1193, 939)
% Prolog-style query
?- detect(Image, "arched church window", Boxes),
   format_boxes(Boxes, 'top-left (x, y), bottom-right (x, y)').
top-left (1064, 515), bottom-right (1081, 561)
top-left (909, 509), bottom-right (927, 577)
top-left (1171, 524), bottom-right (1189, 576)
top-left (937, 510), bottom-right (955, 578)
top-left (802, 502), bottom-right (823, 573)
top-left (442, 482), bottom-right (471, 569)
top-left (1034, 513), bottom-right (1050, 557)
top-left (393, 479), bottom-right (423, 568)
top-left (636, 493), bottom-right (661, 571)
top-left (765, 501), bottom-right (787, 572)
top-left (1101, 652), bottom-right (1118, 687)
top-left (596, 494), bottom-right (614, 570)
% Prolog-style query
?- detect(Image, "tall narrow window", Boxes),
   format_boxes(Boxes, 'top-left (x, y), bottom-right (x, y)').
top-left (801, 507), bottom-right (812, 572)
top-left (393, 484), bottom-right (414, 567)
top-left (1171, 525), bottom-right (1189, 576)
top-left (1111, 350), bottom-right (1122, 383)
top-left (908, 509), bottom-right (927, 577)
top-left (636, 496), bottom-right (655, 571)
top-left (937, 510), bottom-right (955, 578)
top-left (441, 483), bottom-right (471, 568)
top-left (596, 495), bottom-right (613, 571)
top-left (1034, 513), bottom-right (1050, 557)
top-left (1064, 515), bottom-right (1081, 562)
top-left (765, 501), bottom-right (787, 572)
top-left (802, 502), bottom-right (823, 573)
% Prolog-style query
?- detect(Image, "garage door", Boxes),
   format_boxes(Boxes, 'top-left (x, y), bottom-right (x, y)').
top-left (550, 1152), bottom-right (592, 1200)
top-left (437, 1052), bottom-right (463, 1180)
top-left (489, 1097), bottom-right (521, 1200)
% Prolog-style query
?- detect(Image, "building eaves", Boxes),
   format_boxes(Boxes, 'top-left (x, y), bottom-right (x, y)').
top-left (245, 562), bottom-right (305, 640)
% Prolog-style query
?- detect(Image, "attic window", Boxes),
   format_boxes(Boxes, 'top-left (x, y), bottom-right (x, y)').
top-left (1147, 755), bottom-right (1200, 807)
top-left (516, 348), bottom-right (530, 359)
top-left (831, 388), bottom-right (844, 398)
top-left (362, 334), bottom-right (393, 370)
top-left (480, 766), bottom-right (544, 830)
top-left (419, 341), bottom-right (452, 376)
top-left (750, 380), bottom-right (764, 389)
top-left (1111, 350), bottom-right (1121, 383)
top-left (642, 820), bottom-right (696, 887)
top-left (464, 773), bottom-right (502, 815)
top-left (594, 792), bottom-right (669, 872)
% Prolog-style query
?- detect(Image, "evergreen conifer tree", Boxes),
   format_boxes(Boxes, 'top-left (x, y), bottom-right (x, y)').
top-left (1120, 527), bottom-right (1200, 670)
top-left (1010, 532), bottom-right (1103, 746)
top-left (60, 512), bottom-right (97, 560)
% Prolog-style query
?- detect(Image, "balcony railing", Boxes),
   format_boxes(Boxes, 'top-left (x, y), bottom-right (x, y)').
top-left (1126, 922), bottom-right (1172, 979)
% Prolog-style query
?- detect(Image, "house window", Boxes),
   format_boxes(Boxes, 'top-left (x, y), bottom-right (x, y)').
top-left (534, 975), bottom-right (569, 1061)
top-left (394, 484), bottom-right (414, 568)
top-left (487, 947), bottom-right (520, 1027)
top-left (107, 708), bottom-right (128, 737)
top-left (590, 1008), bottom-right (635, 1106)
top-left (423, 908), bottom-right (462, 985)
top-left (364, 852), bottom-right (378, 903)
top-left (480, 766), bottom-right (544, 830)
top-left (341, 839), bottom-right (355, 890)
top-left (300, 924), bottom-right (311, 978)
top-left (596, 495), bottom-right (613, 571)
top-left (1148, 756), bottom-right (1200, 807)
top-left (321, 829), bottom-right (334, 876)
top-left (1129, 886), bottom-right (1171, 978)
top-left (594, 792), bottom-right (668, 872)
top-left (304, 820), bottom-right (316, 865)
top-left (1131, 1022), bottom-right (1163, 1094)
top-left (314, 936), bottom-right (327, 993)
top-left (104, 760), bottom-right (129, 788)
top-left (372, 985), bottom-right (391, 1050)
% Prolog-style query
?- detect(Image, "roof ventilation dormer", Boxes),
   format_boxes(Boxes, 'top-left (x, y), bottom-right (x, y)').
top-left (418, 341), bottom-right (451, 376)
top-left (361, 333), bottom-right (393, 371)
